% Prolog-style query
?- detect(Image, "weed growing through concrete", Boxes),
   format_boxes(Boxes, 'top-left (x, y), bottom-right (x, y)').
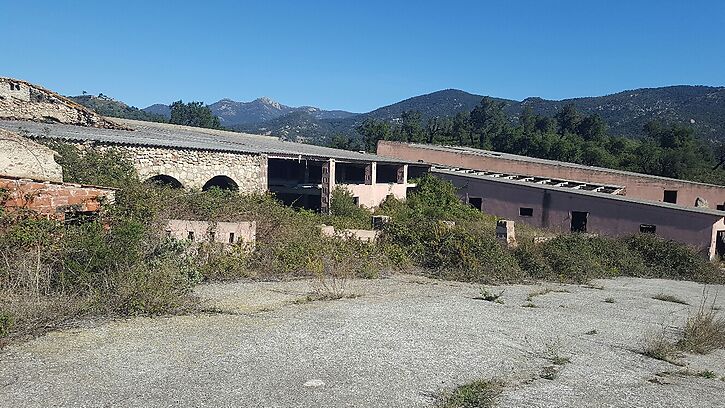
top-left (677, 290), bottom-right (725, 354)
top-left (652, 293), bottom-right (689, 305)
top-left (521, 302), bottom-right (537, 308)
top-left (604, 297), bottom-right (616, 303)
top-left (585, 329), bottom-right (598, 335)
top-left (658, 369), bottom-right (718, 379)
top-left (475, 286), bottom-right (504, 304)
top-left (544, 339), bottom-right (571, 366)
top-left (526, 287), bottom-right (571, 302)
top-left (437, 379), bottom-right (503, 408)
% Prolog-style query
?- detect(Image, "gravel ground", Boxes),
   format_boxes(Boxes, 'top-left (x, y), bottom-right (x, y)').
top-left (1, 275), bottom-right (724, 407)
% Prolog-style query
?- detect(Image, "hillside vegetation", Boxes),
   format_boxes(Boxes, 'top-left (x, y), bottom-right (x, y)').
top-left (238, 86), bottom-right (725, 142)
top-left (353, 100), bottom-right (725, 185)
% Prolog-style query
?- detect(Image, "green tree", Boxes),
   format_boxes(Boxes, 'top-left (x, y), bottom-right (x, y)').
top-left (169, 100), bottom-right (221, 129)
top-left (470, 97), bottom-right (509, 149)
top-left (554, 104), bottom-right (581, 135)
top-left (400, 110), bottom-right (425, 143)
top-left (356, 118), bottom-right (393, 152)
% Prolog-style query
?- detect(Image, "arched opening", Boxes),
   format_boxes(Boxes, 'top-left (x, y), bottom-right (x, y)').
top-left (145, 174), bottom-right (183, 189)
top-left (202, 175), bottom-right (238, 191)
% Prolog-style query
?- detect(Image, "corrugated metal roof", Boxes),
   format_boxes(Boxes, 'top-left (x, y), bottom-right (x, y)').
top-left (433, 167), bottom-right (725, 217)
top-left (0, 119), bottom-right (419, 165)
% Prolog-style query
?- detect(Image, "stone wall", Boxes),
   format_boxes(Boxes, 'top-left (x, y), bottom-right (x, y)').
top-left (77, 142), bottom-right (268, 193)
top-left (0, 77), bottom-right (128, 130)
top-left (0, 129), bottom-right (62, 182)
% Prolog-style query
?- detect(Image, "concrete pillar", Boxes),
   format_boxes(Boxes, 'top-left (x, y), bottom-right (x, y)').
top-left (321, 159), bottom-right (335, 214)
top-left (397, 164), bottom-right (408, 184)
top-left (496, 220), bottom-right (517, 248)
top-left (364, 163), bottom-right (373, 185)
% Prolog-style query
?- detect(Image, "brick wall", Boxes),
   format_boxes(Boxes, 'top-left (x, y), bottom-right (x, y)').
top-left (0, 177), bottom-right (114, 219)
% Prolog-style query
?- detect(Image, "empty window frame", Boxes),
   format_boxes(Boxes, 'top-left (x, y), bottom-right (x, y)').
top-left (229, 232), bottom-right (235, 244)
top-left (187, 231), bottom-right (195, 241)
top-left (639, 224), bottom-right (656, 234)
top-left (519, 207), bottom-right (534, 217)
top-left (663, 190), bottom-right (678, 204)
top-left (468, 196), bottom-right (483, 211)
top-left (717, 204), bottom-right (725, 211)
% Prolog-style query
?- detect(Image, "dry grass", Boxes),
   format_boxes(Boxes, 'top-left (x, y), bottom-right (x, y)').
top-left (642, 332), bottom-right (683, 365)
top-left (641, 288), bottom-right (724, 363)
top-left (437, 379), bottom-right (504, 408)
top-left (652, 293), bottom-right (689, 305)
top-left (677, 291), bottom-right (725, 354)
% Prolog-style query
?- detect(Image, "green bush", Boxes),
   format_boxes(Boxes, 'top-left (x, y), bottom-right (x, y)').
top-left (531, 235), bottom-right (645, 283)
top-left (625, 233), bottom-right (722, 282)
top-left (325, 187), bottom-right (372, 229)
top-left (0, 311), bottom-right (13, 338)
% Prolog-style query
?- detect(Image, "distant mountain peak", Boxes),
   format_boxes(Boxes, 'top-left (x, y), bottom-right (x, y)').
top-left (254, 97), bottom-right (283, 109)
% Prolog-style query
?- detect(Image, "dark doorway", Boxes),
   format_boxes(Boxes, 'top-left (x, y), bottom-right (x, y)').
top-left (663, 190), bottom-right (678, 204)
top-left (202, 175), bottom-right (238, 191)
top-left (571, 211), bottom-right (588, 232)
top-left (146, 174), bottom-right (183, 188)
top-left (717, 231), bottom-right (725, 259)
top-left (468, 196), bottom-right (482, 211)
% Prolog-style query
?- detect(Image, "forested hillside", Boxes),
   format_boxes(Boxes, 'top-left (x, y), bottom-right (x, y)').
top-left (351, 98), bottom-right (725, 185)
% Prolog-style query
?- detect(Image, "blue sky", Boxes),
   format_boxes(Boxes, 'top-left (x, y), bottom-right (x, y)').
top-left (2, 0), bottom-right (723, 112)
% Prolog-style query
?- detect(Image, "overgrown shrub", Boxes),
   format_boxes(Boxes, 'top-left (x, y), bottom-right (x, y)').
top-left (0, 310), bottom-right (13, 338)
top-left (531, 235), bottom-right (646, 283)
top-left (625, 233), bottom-right (722, 282)
top-left (326, 187), bottom-right (372, 229)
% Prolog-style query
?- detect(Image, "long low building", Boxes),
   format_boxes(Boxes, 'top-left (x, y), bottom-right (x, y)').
top-left (1, 118), bottom-right (428, 212)
top-left (0, 77), bottom-right (429, 213)
top-left (433, 166), bottom-right (725, 260)
top-left (378, 141), bottom-right (725, 209)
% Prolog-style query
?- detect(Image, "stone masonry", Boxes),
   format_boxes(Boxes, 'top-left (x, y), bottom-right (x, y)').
top-left (0, 77), bottom-right (128, 130)
top-left (78, 143), bottom-right (268, 192)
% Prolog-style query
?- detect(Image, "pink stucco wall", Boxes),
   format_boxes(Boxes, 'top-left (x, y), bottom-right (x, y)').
top-left (436, 171), bottom-right (724, 258)
top-left (340, 183), bottom-right (410, 208)
top-left (378, 141), bottom-right (725, 210)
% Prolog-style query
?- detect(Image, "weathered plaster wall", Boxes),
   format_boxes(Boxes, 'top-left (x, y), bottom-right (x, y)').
top-left (437, 171), bottom-right (724, 258)
top-left (0, 78), bottom-right (127, 130)
top-left (165, 220), bottom-right (256, 247)
top-left (0, 129), bottom-right (62, 182)
top-left (378, 141), bottom-right (725, 210)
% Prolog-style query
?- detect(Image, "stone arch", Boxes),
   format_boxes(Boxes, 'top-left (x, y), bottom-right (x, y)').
top-left (145, 174), bottom-right (183, 188)
top-left (202, 175), bottom-right (238, 191)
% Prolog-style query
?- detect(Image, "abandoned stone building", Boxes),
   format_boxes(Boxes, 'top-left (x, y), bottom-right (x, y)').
top-left (0, 128), bottom-right (114, 219)
top-left (0, 78), bottom-right (426, 214)
top-left (0, 77), bottom-right (127, 130)
top-left (379, 142), bottom-right (725, 259)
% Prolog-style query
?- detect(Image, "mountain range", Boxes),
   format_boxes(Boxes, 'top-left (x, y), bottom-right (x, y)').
top-left (70, 85), bottom-right (725, 143)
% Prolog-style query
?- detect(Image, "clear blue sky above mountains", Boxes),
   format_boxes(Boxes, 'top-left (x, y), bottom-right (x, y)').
top-left (2, 0), bottom-right (724, 112)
